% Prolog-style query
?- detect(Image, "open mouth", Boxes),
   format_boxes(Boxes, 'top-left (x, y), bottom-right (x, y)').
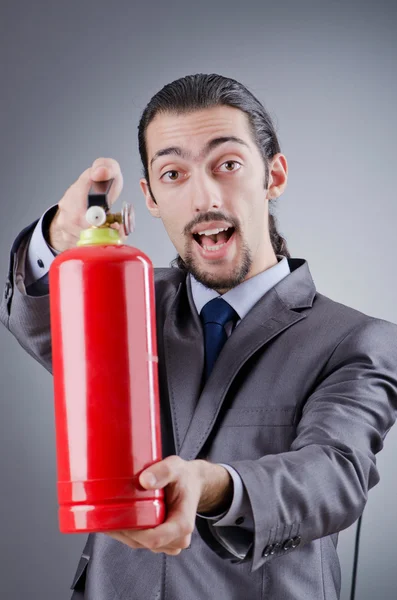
top-left (192, 226), bottom-right (235, 252)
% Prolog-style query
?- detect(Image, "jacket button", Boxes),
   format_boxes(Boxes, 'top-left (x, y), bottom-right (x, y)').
top-left (262, 544), bottom-right (274, 557)
top-left (270, 542), bottom-right (282, 555)
top-left (283, 536), bottom-right (301, 551)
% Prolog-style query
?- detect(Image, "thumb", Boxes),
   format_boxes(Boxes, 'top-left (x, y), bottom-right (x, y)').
top-left (139, 456), bottom-right (183, 490)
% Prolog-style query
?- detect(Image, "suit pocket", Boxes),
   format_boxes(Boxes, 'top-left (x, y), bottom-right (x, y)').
top-left (206, 407), bottom-right (296, 462)
top-left (221, 406), bottom-right (296, 427)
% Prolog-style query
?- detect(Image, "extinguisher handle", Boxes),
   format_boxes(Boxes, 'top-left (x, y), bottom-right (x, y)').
top-left (86, 178), bottom-right (135, 236)
top-left (88, 179), bottom-right (114, 212)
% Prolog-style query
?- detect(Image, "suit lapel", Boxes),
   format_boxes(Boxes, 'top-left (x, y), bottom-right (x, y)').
top-left (163, 278), bottom-right (204, 453)
top-left (178, 259), bottom-right (316, 460)
top-left (178, 290), bottom-right (304, 459)
top-left (162, 259), bottom-right (316, 460)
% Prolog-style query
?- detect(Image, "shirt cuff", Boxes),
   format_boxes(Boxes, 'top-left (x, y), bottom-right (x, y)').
top-left (208, 522), bottom-right (253, 560)
top-left (198, 464), bottom-right (254, 532)
top-left (25, 205), bottom-right (59, 287)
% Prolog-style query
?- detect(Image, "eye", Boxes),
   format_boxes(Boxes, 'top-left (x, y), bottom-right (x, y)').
top-left (216, 160), bottom-right (242, 173)
top-left (161, 170), bottom-right (180, 182)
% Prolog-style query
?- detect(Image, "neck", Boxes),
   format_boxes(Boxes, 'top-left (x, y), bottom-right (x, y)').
top-left (214, 250), bottom-right (279, 295)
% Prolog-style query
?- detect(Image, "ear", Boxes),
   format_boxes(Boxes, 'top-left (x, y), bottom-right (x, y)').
top-left (140, 179), bottom-right (161, 218)
top-left (266, 153), bottom-right (288, 200)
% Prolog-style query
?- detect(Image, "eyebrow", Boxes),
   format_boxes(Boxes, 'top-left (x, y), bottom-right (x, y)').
top-left (149, 136), bottom-right (250, 169)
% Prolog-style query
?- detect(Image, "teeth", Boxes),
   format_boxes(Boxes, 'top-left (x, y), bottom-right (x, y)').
top-left (202, 242), bottom-right (227, 251)
top-left (197, 227), bottom-right (229, 236)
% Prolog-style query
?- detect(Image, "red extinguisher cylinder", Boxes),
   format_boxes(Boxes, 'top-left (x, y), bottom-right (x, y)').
top-left (49, 233), bottom-right (165, 533)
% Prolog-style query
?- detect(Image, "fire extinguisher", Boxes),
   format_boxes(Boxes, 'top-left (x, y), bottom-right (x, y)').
top-left (49, 179), bottom-right (165, 533)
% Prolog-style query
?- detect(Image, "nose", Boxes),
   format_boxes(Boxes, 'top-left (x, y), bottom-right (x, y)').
top-left (190, 172), bottom-right (223, 213)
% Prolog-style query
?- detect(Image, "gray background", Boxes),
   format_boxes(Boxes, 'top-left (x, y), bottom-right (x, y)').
top-left (1, 0), bottom-right (396, 598)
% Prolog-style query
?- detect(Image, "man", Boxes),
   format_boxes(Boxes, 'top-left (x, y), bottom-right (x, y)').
top-left (1, 73), bottom-right (397, 600)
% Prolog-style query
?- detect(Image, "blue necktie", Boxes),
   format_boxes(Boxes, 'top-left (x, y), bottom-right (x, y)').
top-left (200, 298), bottom-right (239, 380)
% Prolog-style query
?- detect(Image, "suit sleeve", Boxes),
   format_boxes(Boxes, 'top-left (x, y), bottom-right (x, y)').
top-left (200, 319), bottom-right (397, 570)
top-left (0, 222), bottom-right (53, 374)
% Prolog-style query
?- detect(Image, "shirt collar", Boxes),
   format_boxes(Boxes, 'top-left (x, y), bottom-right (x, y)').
top-left (190, 256), bottom-right (291, 320)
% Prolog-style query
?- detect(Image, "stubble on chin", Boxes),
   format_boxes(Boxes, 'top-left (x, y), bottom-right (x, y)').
top-left (183, 240), bottom-right (252, 292)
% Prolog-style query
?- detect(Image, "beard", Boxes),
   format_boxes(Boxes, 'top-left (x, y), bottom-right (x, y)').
top-left (182, 237), bottom-right (252, 292)
top-left (174, 210), bottom-right (253, 292)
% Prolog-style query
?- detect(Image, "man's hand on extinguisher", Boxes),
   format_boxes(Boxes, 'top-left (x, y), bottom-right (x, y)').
top-left (106, 455), bottom-right (233, 555)
top-left (48, 157), bottom-right (125, 252)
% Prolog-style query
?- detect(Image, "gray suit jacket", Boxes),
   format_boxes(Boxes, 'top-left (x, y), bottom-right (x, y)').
top-left (2, 222), bottom-right (397, 600)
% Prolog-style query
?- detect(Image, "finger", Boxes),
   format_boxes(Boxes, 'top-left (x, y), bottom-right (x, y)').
top-left (70, 167), bottom-right (92, 187)
top-left (106, 531), bottom-right (145, 550)
top-left (91, 157), bottom-right (121, 180)
top-left (90, 158), bottom-right (123, 207)
top-left (109, 222), bottom-right (127, 243)
top-left (107, 529), bottom-right (186, 555)
top-left (59, 167), bottom-right (93, 213)
top-left (55, 207), bottom-right (88, 236)
top-left (152, 547), bottom-right (183, 556)
top-left (130, 512), bottom-right (193, 551)
top-left (139, 455), bottom-right (184, 490)
top-left (154, 535), bottom-right (191, 552)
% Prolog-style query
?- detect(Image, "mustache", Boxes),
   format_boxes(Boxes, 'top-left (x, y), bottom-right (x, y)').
top-left (184, 211), bottom-right (240, 236)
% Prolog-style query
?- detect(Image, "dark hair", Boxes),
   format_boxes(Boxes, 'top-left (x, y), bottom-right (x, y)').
top-left (138, 73), bottom-right (290, 260)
